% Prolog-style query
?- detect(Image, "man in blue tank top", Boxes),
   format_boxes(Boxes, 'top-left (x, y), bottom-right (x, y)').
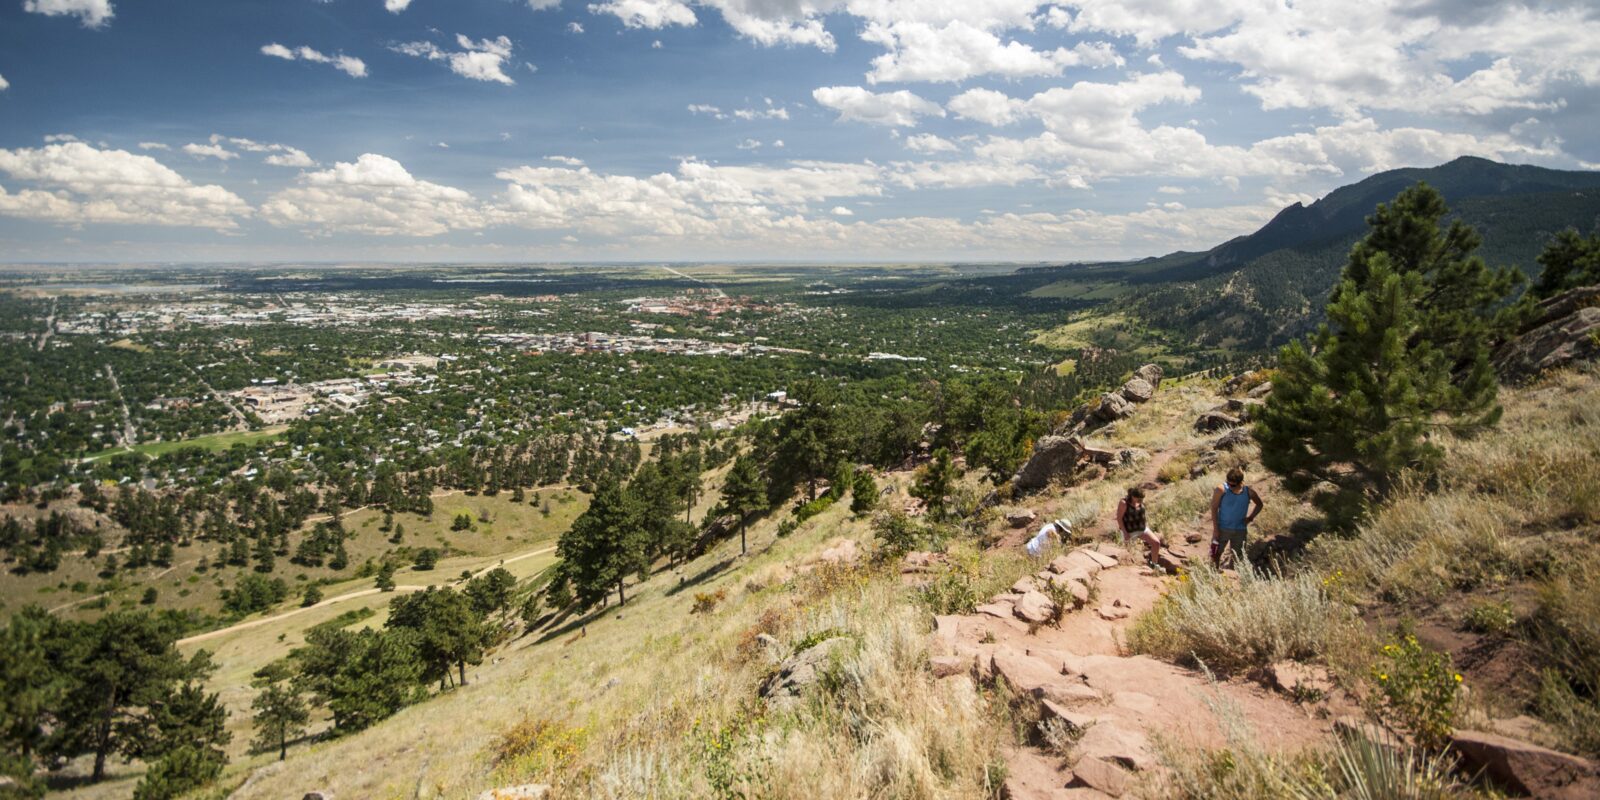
top-left (1209, 467), bottom-right (1264, 568)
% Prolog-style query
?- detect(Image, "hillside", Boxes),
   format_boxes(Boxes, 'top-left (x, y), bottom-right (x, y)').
top-left (76, 357), bottom-right (1592, 800)
top-left (1023, 157), bottom-right (1600, 350)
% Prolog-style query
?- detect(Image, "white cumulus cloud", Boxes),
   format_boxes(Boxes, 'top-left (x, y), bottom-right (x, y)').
top-left (588, 0), bottom-right (696, 29)
top-left (261, 154), bottom-right (488, 236)
top-left (260, 43), bottom-right (368, 78)
top-left (182, 142), bottom-right (238, 161)
top-left (0, 141), bottom-right (250, 229)
top-left (813, 85), bottom-right (943, 127)
top-left (393, 35), bottom-right (518, 85)
top-left (23, 0), bottom-right (112, 28)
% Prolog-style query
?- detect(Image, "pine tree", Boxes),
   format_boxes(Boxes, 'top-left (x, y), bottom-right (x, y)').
top-left (910, 448), bottom-right (959, 521)
top-left (721, 454), bottom-right (767, 556)
top-left (375, 561), bottom-right (396, 592)
top-left (850, 469), bottom-right (878, 516)
top-left (0, 607), bottom-right (61, 775)
top-left (556, 478), bottom-right (647, 607)
top-left (1533, 228), bottom-right (1600, 298)
top-left (1341, 183), bottom-right (1527, 378)
top-left (249, 665), bottom-right (308, 761)
top-left (302, 585), bottom-right (324, 606)
top-left (1258, 184), bottom-right (1519, 528)
top-left (252, 535), bottom-right (275, 573)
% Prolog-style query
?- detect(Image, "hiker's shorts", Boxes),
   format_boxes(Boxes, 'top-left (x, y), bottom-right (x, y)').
top-left (1212, 528), bottom-right (1248, 562)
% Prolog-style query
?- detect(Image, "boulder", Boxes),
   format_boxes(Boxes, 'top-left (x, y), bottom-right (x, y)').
top-left (1012, 435), bottom-right (1084, 492)
top-left (1119, 377), bottom-right (1155, 404)
top-left (476, 786), bottom-right (550, 800)
top-left (1246, 380), bottom-right (1274, 399)
top-left (1194, 411), bottom-right (1241, 433)
top-left (1133, 363), bottom-right (1163, 388)
top-left (930, 655), bottom-right (969, 678)
top-left (1011, 577), bottom-right (1043, 594)
top-left (1014, 590), bottom-right (1058, 624)
top-left (1096, 604), bottom-right (1130, 621)
top-left (815, 538), bottom-right (860, 566)
top-left (1450, 729), bottom-right (1600, 800)
top-left (992, 651), bottom-right (1102, 706)
top-left (1076, 723), bottom-right (1158, 772)
top-left (1223, 370), bottom-right (1264, 395)
top-left (977, 601), bottom-right (1016, 620)
top-left (303, 794), bottom-right (335, 800)
top-left (1267, 661), bottom-right (1333, 699)
top-left (1006, 509), bottom-right (1039, 528)
top-left (1040, 699), bottom-right (1100, 731)
top-left (1212, 428), bottom-right (1252, 451)
top-left (1495, 290), bottom-right (1600, 381)
top-left (1189, 450), bottom-right (1221, 478)
top-left (1096, 392), bottom-right (1135, 422)
top-left (755, 633), bottom-right (780, 652)
top-left (1115, 448), bottom-right (1150, 469)
top-left (1080, 549), bottom-right (1119, 569)
top-left (1070, 756), bottom-right (1130, 797)
top-left (761, 637), bottom-right (853, 709)
top-left (1081, 446), bottom-right (1118, 465)
top-left (1044, 573), bottom-right (1091, 606)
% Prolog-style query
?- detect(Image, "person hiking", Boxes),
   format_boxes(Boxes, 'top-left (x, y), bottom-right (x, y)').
top-left (1026, 517), bottom-right (1071, 557)
top-left (1210, 467), bottom-right (1264, 567)
top-left (1114, 487), bottom-right (1163, 567)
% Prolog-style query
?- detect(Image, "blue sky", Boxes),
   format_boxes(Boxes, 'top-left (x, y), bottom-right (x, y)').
top-left (1, 0), bottom-right (1597, 263)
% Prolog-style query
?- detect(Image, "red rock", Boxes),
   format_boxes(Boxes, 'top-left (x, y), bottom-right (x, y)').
top-left (1070, 756), bottom-right (1130, 797)
top-left (1012, 576), bottom-right (1042, 594)
top-left (992, 651), bottom-right (1103, 706)
top-left (1450, 729), bottom-right (1600, 800)
top-left (977, 601), bottom-right (1016, 620)
top-left (1076, 724), bottom-right (1157, 772)
top-left (1044, 573), bottom-right (1091, 606)
top-left (1040, 699), bottom-right (1101, 732)
top-left (1014, 590), bottom-right (1058, 624)
top-left (1267, 661), bottom-right (1333, 699)
top-left (1096, 605), bottom-right (1130, 621)
top-left (930, 655), bottom-right (968, 678)
top-left (1080, 549), bottom-right (1118, 569)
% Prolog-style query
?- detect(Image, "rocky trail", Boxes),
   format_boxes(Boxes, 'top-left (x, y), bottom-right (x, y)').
top-left (931, 538), bottom-right (1340, 798)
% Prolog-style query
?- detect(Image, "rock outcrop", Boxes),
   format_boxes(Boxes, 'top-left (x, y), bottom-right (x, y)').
top-left (1096, 392), bottom-right (1134, 422)
top-left (761, 637), bottom-right (853, 709)
top-left (1450, 729), bottom-right (1600, 800)
top-left (1212, 428), bottom-right (1252, 451)
top-left (1006, 509), bottom-right (1039, 528)
top-left (1011, 436), bottom-right (1084, 492)
top-left (1119, 377), bottom-right (1155, 404)
top-left (1194, 411), bottom-right (1241, 433)
top-left (1495, 286), bottom-right (1600, 382)
top-left (1132, 363), bottom-right (1163, 388)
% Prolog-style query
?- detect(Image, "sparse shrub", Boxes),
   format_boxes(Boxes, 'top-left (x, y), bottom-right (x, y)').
top-left (1369, 634), bottom-right (1461, 751)
top-left (691, 587), bottom-right (728, 615)
top-left (871, 508), bottom-right (934, 560)
top-left (1129, 560), bottom-right (1353, 675)
top-left (1160, 453), bottom-right (1197, 484)
top-left (1535, 670), bottom-right (1600, 757)
top-left (1156, 726), bottom-right (1472, 800)
top-left (1460, 600), bottom-right (1515, 637)
top-left (696, 713), bottom-right (772, 800)
top-left (918, 554), bottom-right (982, 615)
top-left (493, 716), bottom-right (587, 789)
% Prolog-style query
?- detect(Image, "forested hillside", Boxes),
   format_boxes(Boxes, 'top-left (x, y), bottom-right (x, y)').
top-left (1021, 157), bottom-right (1600, 350)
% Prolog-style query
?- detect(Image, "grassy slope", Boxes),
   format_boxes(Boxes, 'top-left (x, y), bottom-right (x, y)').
top-left (11, 489), bottom-right (588, 625)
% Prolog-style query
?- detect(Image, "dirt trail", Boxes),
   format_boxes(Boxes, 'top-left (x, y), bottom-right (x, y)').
top-left (177, 543), bottom-right (557, 646)
top-left (935, 434), bottom-right (1340, 798)
top-left (934, 538), bottom-right (1339, 799)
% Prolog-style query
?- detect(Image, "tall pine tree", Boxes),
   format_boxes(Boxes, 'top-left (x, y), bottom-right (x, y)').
top-left (556, 478), bottom-right (648, 607)
top-left (1257, 184), bottom-right (1515, 528)
top-left (720, 453), bottom-right (767, 556)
